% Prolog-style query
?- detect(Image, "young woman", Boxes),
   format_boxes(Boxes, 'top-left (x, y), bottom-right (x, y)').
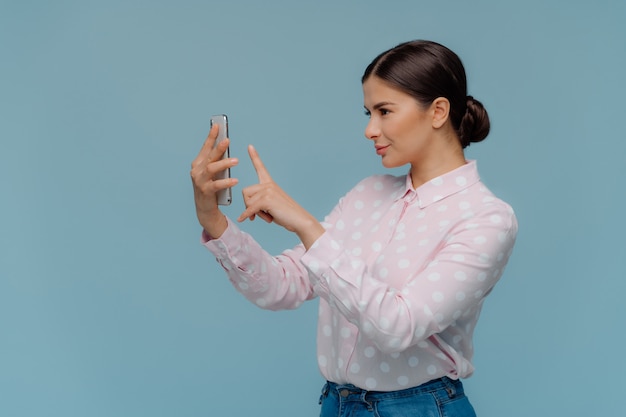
top-left (191, 40), bottom-right (518, 416)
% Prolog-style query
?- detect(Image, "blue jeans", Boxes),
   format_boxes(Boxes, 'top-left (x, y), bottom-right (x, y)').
top-left (319, 377), bottom-right (476, 417)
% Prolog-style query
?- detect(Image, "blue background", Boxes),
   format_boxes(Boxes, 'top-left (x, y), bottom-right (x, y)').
top-left (1, 1), bottom-right (625, 415)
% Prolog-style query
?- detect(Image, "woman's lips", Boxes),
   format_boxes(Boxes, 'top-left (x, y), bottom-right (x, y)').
top-left (375, 145), bottom-right (390, 155)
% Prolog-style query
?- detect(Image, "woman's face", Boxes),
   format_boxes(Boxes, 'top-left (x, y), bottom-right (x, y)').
top-left (362, 76), bottom-right (434, 170)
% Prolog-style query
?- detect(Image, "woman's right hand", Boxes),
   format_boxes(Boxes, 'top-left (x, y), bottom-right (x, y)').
top-left (190, 123), bottom-right (239, 238)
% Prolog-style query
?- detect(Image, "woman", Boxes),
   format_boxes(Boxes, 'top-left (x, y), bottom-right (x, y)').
top-left (191, 40), bottom-right (517, 416)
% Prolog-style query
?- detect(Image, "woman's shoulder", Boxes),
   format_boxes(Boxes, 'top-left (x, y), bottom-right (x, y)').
top-left (352, 173), bottom-right (407, 192)
top-left (336, 173), bottom-right (407, 206)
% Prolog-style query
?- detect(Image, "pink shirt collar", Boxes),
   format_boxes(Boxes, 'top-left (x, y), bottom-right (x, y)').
top-left (397, 160), bottom-right (481, 208)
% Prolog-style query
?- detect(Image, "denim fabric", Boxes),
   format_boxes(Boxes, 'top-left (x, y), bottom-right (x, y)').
top-left (319, 377), bottom-right (476, 417)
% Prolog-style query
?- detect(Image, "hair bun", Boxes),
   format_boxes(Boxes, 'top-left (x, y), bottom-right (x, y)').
top-left (458, 95), bottom-right (490, 148)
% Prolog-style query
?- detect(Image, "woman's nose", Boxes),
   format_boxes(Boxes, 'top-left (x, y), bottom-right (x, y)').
top-left (364, 118), bottom-right (380, 140)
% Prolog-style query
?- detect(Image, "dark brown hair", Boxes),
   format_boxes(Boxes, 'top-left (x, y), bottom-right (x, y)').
top-left (362, 40), bottom-right (490, 148)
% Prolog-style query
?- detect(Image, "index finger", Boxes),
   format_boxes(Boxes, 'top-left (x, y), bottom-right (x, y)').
top-left (248, 145), bottom-right (273, 183)
top-left (197, 123), bottom-right (221, 160)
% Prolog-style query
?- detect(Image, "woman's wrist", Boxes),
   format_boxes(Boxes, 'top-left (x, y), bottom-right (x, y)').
top-left (296, 216), bottom-right (325, 250)
top-left (200, 210), bottom-right (228, 239)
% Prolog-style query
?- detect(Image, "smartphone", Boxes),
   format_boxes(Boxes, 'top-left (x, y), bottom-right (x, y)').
top-left (210, 114), bottom-right (232, 206)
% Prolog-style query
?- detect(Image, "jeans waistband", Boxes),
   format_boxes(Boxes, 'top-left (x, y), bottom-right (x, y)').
top-left (324, 376), bottom-right (463, 401)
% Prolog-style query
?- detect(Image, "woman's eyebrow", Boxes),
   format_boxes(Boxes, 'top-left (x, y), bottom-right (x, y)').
top-left (363, 101), bottom-right (395, 111)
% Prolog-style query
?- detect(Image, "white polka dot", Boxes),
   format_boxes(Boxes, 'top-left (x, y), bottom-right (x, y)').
top-left (437, 204), bottom-right (448, 212)
top-left (490, 214), bottom-right (502, 224)
top-left (414, 326), bottom-right (426, 338)
top-left (379, 317), bottom-right (390, 330)
top-left (397, 376), bottom-right (409, 386)
top-left (350, 363), bottom-right (361, 374)
top-left (398, 259), bottom-right (410, 269)
top-left (388, 338), bottom-right (402, 349)
top-left (474, 289), bottom-right (484, 298)
top-left (459, 201), bottom-right (471, 210)
top-left (372, 242), bottom-right (382, 252)
top-left (428, 272), bottom-right (440, 281)
top-left (365, 378), bottom-right (378, 389)
top-left (419, 239), bottom-right (429, 246)
top-left (427, 365), bottom-right (437, 375)
top-left (434, 313), bottom-right (444, 323)
top-left (423, 305), bottom-right (433, 316)
top-left (439, 220), bottom-right (450, 228)
top-left (454, 271), bottom-right (467, 281)
top-left (256, 298), bottom-right (267, 307)
top-left (336, 220), bottom-right (345, 230)
top-left (380, 362), bottom-right (390, 373)
top-left (318, 355), bottom-right (327, 366)
top-left (238, 282), bottom-right (249, 290)
top-left (456, 292), bottom-right (466, 301)
top-left (432, 292), bottom-right (444, 302)
top-left (353, 218), bottom-right (363, 226)
top-left (498, 231), bottom-right (508, 242)
top-left (340, 327), bottom-right (351, 338)
top-left (456, 176), bottom-right (467, 186)
top-left (390, 352), bottom-right (400, 359)
top-left (371, 211), bottom-right (381, 220)
top-left (374, 181), bottom-right (384, 191)
top-left (330, 240), bottom-right (340, 250)
top-left (431, 177), bottom-right (444, 186)
top-left (396, 245), bottom-right (407, 253)
top-left (352, 232), bottom-right (362, 240)
top-left (323, 325), bottom-right (332, 337)
top-left (408, 356), bottom-right (419, 367)
top-left (452, 254), bottom-right (465, 262)
top-left (478, 254), bottom-right (490, 264)
top-left (364, 346), bottom-right (376, 358)
top-left (354, 200), bottom-right (365, 210)
top-left (378, 268), bottom-right (388, 279)
top-left (433, 195), bottom-right (443, 202)
top-left (453, 310), bottom-right (462, 320)
top-left (337, 358), bottom-right (344, 368)
top-left (474, 235), bottom-right (487, 244)
top-left (453, 335), bottom-right (463, 344)
top-left (362, 321), bottom-right (374, 334)
top-left (308, 260), bottom-right (319, 273)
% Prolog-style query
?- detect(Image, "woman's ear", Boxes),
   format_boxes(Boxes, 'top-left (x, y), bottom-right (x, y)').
top-left (431, 97), bottom-right (450, 129)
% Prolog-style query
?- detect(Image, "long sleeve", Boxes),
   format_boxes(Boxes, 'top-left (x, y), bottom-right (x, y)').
top-left (203, 217), bottom-right (316, 310)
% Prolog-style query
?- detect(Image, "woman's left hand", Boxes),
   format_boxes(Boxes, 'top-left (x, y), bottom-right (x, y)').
top-left (237, 145), bottom-right (325, 249)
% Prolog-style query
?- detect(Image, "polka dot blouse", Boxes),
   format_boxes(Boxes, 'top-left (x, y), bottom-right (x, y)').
top-left (203, 160), bottom-right (518, 391)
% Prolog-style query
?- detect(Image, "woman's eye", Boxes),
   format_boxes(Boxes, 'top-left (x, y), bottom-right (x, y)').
top-left (364, 110), bottom-right (371, 117)
top-left (379, 109), bottom-right (390, 115)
